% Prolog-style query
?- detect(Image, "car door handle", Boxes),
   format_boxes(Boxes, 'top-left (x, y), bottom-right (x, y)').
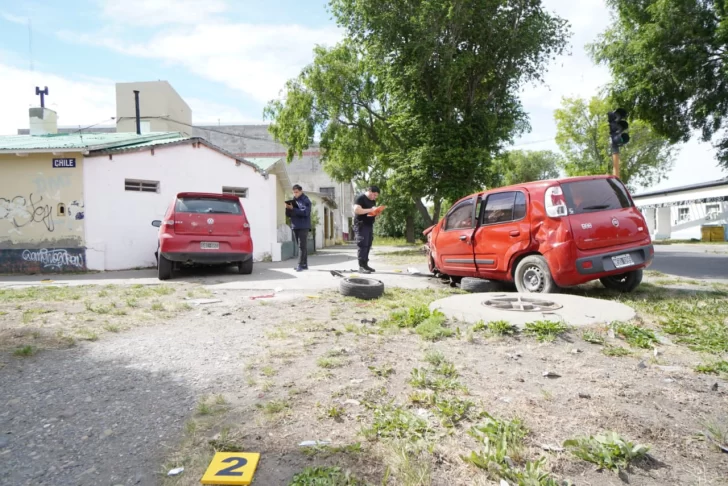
top-left (459, 235), bottom-right (468, 241)
top-left (509, 231), bottom-right (520, 237)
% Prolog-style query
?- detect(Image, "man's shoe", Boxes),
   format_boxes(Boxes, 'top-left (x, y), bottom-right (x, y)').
top-left (358, 266), bottom-right (372, 274)
top-left (364, 264), bottom-right (376, 273)
top-left (294, 265), bottom-right (306, 272)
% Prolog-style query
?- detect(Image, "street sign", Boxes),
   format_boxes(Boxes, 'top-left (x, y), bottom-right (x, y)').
top-left (200, 452), bottom-right (260, 485)
top-left (52, 158), bottom-right (76, 168)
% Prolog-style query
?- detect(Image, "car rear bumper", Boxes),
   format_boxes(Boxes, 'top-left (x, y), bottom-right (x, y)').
top-left (575, 244), bottom-right (654, 275)
top-left (161, 252), bottom-right (253, 264)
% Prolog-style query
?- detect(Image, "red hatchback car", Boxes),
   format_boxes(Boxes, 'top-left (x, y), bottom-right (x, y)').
top-left (425, 175), bottom-right (654, 293)
top-left (152, 192), bottom-right (254, 280)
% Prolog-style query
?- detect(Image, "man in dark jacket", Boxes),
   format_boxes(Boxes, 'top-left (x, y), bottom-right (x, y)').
top-left (285, 184), bottom-right (312, 272)
top-left (353, 185), bottom-right (380, 274)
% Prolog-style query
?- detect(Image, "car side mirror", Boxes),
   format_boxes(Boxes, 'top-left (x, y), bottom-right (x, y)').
top-left (151, 220), bottom-right (162, 228)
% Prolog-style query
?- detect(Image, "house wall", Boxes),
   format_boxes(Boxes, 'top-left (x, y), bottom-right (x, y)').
top-left (192, 124), bottom-right (356, 240)
top-left (0, 152), bottom-right (87, 273)
top-left (634, 184), bottom-right (728, 240)
top-left (83, 143), bottom-right (279, 271)
top-left (116, 81), bottom-right (192, 135)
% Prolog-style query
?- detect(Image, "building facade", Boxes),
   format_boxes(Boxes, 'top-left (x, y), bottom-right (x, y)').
top-left (633, 178), bottom-right (728, 241)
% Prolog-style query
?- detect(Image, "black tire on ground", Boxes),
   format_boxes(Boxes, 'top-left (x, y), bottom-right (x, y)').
top-left (158, 255), bottom-right (173, 281)
top-left (514, 255), bottom-right (557, 294)
top-left (600, 270), bottom-right (643, 293)
top-left (238, 259), bottom-right (254, 275)
top-left (460, 277), bottom-right (500, 293)
top-left (339, 277), bottom-right (385, 300)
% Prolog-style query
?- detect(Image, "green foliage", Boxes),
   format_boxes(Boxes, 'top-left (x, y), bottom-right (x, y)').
top-left (265, 0), bottom-right (571, 225)
top-left (289, 466), bottom-right (365, 485)
top-left (582, 330), bottom-right (606, 345)
top-left (362, 403), bottom-right (433, 441)
top-left (524, 320), bottom-right (570, 342)
top-left (695, 360), bottom-right (728, 376)
top-left (602, 346), bottom-right (632, 357)
top-left (590, 0), bottom-right (728, 169)
top-left (432, 396), bottom-right (477, 428)
top-left (554, 96), bottom-right (675, 190)
top-left (414, 311), bottom-right (453, 341)
top-left (613, 323), bottom-right (658, 349)
top-left (386, 305), bottom-right (431, 328)
top-left (564, 432), bottom-right (650, 472)
top-left (495, 150), bottom-right (562, 187)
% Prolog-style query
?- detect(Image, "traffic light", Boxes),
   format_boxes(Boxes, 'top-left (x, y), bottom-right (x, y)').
top-left (608, 108), bottom-right (630, 147)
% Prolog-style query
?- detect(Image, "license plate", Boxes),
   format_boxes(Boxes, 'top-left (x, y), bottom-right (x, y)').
top-left (201, 242), bottom-right (219, 250)
top-left (611, 253), bottom-right (634, 269)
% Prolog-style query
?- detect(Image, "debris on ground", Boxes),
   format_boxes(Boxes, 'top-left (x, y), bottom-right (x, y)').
top-left (299, 440), bottom-right (331, 447)
top-left (187, 299), bottom-right (223, 306)
top-left (542, 371), bottom-right (561, 378)
top-left (167, 467), bottom-right (184, 477)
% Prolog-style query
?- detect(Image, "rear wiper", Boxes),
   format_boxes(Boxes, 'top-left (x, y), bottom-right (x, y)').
top-left (582, 205), bottom-right (610, 211)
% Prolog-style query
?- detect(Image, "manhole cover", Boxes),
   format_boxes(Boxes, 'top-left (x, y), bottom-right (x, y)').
top-left (482, 296), bottom-right (563, 312)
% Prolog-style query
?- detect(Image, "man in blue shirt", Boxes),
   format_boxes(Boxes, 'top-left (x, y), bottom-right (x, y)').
top-left (286, 184), bottom-right (312, 272)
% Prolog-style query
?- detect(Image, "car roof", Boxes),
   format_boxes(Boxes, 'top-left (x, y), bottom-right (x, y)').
top-left (484, 174), bottom-right (615, 194)
top-left (176, 192), bottom-right (240, 201)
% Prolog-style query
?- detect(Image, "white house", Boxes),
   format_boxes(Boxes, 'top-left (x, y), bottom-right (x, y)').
top-left (83, 135), bottom-right (291, 271)
top-left (632, 177), bottom-right (728, 241)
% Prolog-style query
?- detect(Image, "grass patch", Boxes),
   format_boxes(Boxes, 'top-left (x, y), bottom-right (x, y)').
top-left (473, 319), bottom-right (518, 336)
top-left (13, 345), bottom-right (36, 357)
top-left (103, 324), bottom-right (121, 333)
top-left (524, 320), bottom-right (570, 343)
top-left (369, 363), bottom-right (395, 378)
top-left (76, 329), bottom-right (99, 341)
top-left (695, 360), bottom-right (728, 375)
top-left (21, 308), bottom-right (53, 324)
top-left (602, 346), bottom-right (632, 357)
top-left (362, 403), bottom-right (433, 441)
top-left (380, 440), bottom-right (433, 486)
top-left (564, 431), bottom-right (650, 472)
top-left (409, 368), bottom-right (464, 392)
top-left (317, 356), bottom-right (345, 369)
top-left (613, 322), bottom-right (659, 349)
top-left (432, 395), bottom-right (478, 428)
top-left (325, 404), bottom-right (346, 420)
top-left (259, 399), bottom-right (290, 416)
top-left (414, 311), bottom-right (453, 341)
top-left (84, 302), bottom-right (112, 315)
top-left (150, 301), bottom-right (165, 312)
top-left (582, 329), bottom-right (606, 345)
top-left (290, 466), bottom-right (365, 485)
top-left (0, 286), bottom-right (84, 302)
top-left (384, 304), bottom-right (431, 328)
top-left (261, 365), bottom-right (278, 377)
top-left (372, 237), bottom-right (419, 247)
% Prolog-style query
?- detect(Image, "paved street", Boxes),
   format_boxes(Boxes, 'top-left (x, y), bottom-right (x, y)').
top-left (651, 244), bottom-right (728, 280)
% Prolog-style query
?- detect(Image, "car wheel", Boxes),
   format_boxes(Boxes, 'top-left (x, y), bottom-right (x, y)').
top-left (238, 259), bottom-right (253, 275)
top-left (158, 255), bottom-right (173, 281)
top-left (461, 277), bottom-right (500, 293)
top-left (514, 255), bottom-right (557, 294)
top-left (600, 270), bottom-right (643, 293)
top-left (339, 277), bottom-right (385, 300)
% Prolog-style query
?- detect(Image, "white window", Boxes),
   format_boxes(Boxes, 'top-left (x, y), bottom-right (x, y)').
top-left (319, 187), bottom-right (335, 198)
top-left (140, 121), bottom-right (151, 134)
top-left (678, 207), bottom-right (690, 222)
top-left (222, 186), bottom-right (248, 198)
top-left (125, 179), bottom-right (159, 193)
top-left (706, 203), bottom-right (720, 220)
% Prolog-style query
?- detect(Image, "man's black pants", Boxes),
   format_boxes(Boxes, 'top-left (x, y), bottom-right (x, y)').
top-left (355, 223), bottom-right (374, 265)
top-left (294, 228), bottom-right (309, 268)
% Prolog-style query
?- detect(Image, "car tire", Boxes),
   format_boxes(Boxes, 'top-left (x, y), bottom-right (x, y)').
top-left (339, 277), bottom-right (385, 300)
top-left (600, 270), bottom-right (643, 293)
top-left (158, 255), bottom-right (173, 281)
top-left (461, 277), bottom-right (500, 293)
top-left (514, 255), bottom-right (557, 294)
top-left (238, 259), bottom-right (253, 275)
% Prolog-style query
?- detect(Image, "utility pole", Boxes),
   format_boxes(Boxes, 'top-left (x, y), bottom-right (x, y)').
top-left (608, 108), bottom-right (629, 178)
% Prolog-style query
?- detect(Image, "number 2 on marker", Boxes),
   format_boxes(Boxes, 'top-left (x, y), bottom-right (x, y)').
top-left (217, 457), bottom-right (248, 476)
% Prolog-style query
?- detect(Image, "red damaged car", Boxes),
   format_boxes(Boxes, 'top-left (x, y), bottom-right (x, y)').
top-left (424, 175), bottom-right (654, 293)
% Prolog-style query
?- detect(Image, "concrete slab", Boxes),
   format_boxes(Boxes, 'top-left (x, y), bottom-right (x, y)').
top-left (430, 292), bottom-right (635, 328)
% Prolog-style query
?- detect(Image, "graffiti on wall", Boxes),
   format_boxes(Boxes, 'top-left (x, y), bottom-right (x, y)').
top-left (0, 248), bottom-right (86, 274)
top-left (0, 193), bottom-right (54, 231)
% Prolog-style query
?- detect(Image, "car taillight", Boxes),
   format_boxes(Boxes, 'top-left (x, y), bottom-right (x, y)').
top-left (544, 186), bottom-right (568, 218)
top-left (163, 220), bottom-right (174, 226)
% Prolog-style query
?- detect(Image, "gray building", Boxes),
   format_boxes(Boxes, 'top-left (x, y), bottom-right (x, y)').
top-left (193, 124), bottom-right (356, 239)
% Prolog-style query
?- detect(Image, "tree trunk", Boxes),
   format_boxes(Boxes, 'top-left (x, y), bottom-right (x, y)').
top-left (405, 213), bottom-right (415, 244)
top-left (414, 198), bottom-right (433, 226)
top-left (433, 199), bottom-right (442, 224)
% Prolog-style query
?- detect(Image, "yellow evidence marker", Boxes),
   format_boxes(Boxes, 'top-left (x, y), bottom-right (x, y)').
top-left (200, 452), bottom-right (260, 485)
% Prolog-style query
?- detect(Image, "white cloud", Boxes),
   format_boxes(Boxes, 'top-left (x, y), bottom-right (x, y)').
top-left (59, 22), bottom-right (343, 104)
top-left (0, 63), bottom-right (116, 135)
top-left (1, 11), bottom-right (28, 25)
top-left (99, 0), bottom-right (228, 26)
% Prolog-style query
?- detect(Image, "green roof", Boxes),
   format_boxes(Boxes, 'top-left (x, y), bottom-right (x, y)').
top-left (0, 132), bottom-right (185, 153)
top-left (245, 157), bottom-right (283, 171)
top-left (92, 135), bottom-right (192, 154)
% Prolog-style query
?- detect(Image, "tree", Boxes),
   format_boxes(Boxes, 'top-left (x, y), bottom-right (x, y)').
top-left (589, 0), bottom-right (728, 171)
top-left (496, 150), bottom-right (562, 186)
top-left (554, 96), bottom-right (676, 190)
top-left (265, 0), bottom-right (570, 226)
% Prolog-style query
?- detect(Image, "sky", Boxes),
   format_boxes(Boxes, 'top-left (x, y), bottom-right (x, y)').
top-left (0, 0), bottom-right (725, 193)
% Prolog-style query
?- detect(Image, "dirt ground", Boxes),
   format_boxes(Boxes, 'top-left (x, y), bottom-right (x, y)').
top-left (0, 267), bottom-right (727, 485)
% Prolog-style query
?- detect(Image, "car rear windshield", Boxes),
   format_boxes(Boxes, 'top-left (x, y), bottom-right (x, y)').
top-left (561, 179), bottom-right (632, 215)
top-left (175, 197), bottom-right (241, 215)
